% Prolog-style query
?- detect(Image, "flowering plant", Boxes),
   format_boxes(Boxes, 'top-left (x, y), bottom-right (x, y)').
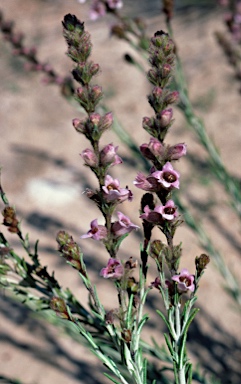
top-left (2, 1), bottom-right (241, 382)
top-left (0, 11), bottom-right (214, 384)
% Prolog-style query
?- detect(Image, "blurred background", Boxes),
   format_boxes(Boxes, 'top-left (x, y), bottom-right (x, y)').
top-left (0, 0), bottom-right (241, 383)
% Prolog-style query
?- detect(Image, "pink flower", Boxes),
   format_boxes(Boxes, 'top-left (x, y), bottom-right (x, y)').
top-left (81, 148), bottom-right (98, 167)
top-left (140, 137), bottom-right (165, 160)
top-left (159, 200), bottom-right (178, 220)
top-left (99, 112), bottom-right (113, 132)
top-left (100, 258), bottom-right (124, 279)
top-left (107, 0), bottom-right (123, 9)
top-left (100, 143), bottom-right (122, 167)
top-left (103, 175), bottom-right (133, 202)
top-left (80, 219), bottom-right (107, 241)
top-left (149, 276), bottom-right (161, 289)
top-left (140, 200), bottom-right (178, 223)
top-left (140, 205), bottom-right (162, 224)
top-left (152, 162), bottom-right (180, 189)
top-left (133, 172), bottom-right (159, 191)
top-left (172, 268), bottom-right (195, 293)
top-left (158, 108), bottom-right (173, 128)
top-left (167, 143), bottom-right (187, 160)
top-left (89, 1), bottom-right (106, 21)
top-left (112, 212), bottom-right (139, 237)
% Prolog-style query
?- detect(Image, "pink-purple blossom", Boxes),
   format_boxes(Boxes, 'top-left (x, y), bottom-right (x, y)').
top-left (134, 162), bottom-right (180, 192)
top-left (89, 1), bottom-right (106, 21)
top-left (100, 258), bottom-right (124, 279)
top-left (172, 268), bottom-right (195, 293)
top-left (81, 148), bottom-right (98, 167)
top-left (140, 200), bottom-right (178, 223)
top-left (167, 143), bottom-right (187, 160)
top-left (140, 137), bottom-right (165, 160)
top-left (133, 172), bottom-right (159, 192)
top-left (151, 162), bottom-right (180, 189)
top-left (107, 0), bottom-right (123, 9)
top-left (100, 143), bottom-right (122, 167)
top-left (111, 212), bottom-right (139, 237)
top-left (80, 219), bottom-right (107, 241)
top-left (158, 108), bottom-right (173, 128)
top-left (102, 175), bottom-right (133, 202)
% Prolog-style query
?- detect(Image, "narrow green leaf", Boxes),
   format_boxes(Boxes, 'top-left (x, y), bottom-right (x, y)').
top-left (103, 373), bottom-right (121, 384)
top-left (179, 332), bottom-right (187, 368)
top-left (156, 310), bottom-right (171, 332)
top-left (186, 362), bottom-right (193, 384)
top-left (126, 294), bottom-right (134, 329)
top-left (142, 357), bottom-right (147, 384)
top-left (182, 308), bottom-right (199, 336)
top-left (163, 333), bottom-right (176, 360)
top-left (137, 314), bottom-right (149, 334)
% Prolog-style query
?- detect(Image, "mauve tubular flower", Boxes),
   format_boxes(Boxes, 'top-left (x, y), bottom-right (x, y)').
top-left (80, 219), bottom-right (107, 241)
top-left (160, 200), bottom-right (178, 220)
top-left (100, 143), bottom-right (122, 167)
top-left (150, 276), bottom-right (161, 289)
top-left (81, 148), bottom-right (98, 167)
top-left (152, 162), bottom-right (180, 189)
top-left (133, 172), bottom-right (159, 192)
top-left (89, 1), bottom-right (106, 20)
top-left (172, 268), bottom-right (195, 293)
top-left (140, 205), bottom-right (162, 224)
top-left (107, 0), bottom-right (123, 9)
top-left (103, 175), bottom-right (133, 202)
top-left (167, 143), bottom-right (187, 160)
top-left (112, 211), bottom-right (139, 237)
top-left (100, 258), bottom-right (124, 279)
top-left (158, 108), bottom-right (173, 128)
top-left (140, 200), bottom-right (178, 223)
top-left (140, 137), bottom-right (165, 160)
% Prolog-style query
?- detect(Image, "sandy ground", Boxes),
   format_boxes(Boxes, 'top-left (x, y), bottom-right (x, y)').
top-left (0, 1), bottom-right (241, 383)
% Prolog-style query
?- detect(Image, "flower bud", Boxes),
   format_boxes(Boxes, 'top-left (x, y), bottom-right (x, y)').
top-left (50, 297), bottom-right (70, 320)
top-left (2, 206), bottom-right (19, 234)
top-left (81, 148), bottom-right (98, 167)
top-left (110, 24), bottom-right (126, 39)
top-left (158, 108), bottom-right (173, 128)
top-left (164, 90), bottom-right (179, 105)
top-left (100, 143), bottom-right (122, 166)
top-left (72, 118), bottom-right (86, 134)
top-left (140, 143), bottom-right (155, 160)
top-left (89, 113), bottom-right (101, 127)
top-left (162, 63), bottom-right (172, 78)
top-left (99, 112), bottom-right (113, 132)
top-left (89, 62), bottom-right (100, 77)
top-left (149, 240), bottom-right (164, 259)
top-left (168, 143), bottom-right (187, 160)
top-left (152, 86), bottom-right (163, 98)
top-left (195, 254), bottom-right (210, 277)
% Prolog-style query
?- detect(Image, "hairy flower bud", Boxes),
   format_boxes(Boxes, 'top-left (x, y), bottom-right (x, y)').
top-left (195, 254), bottom-right (210, 277)
top-left (50, 297), bottom-right (71, 319)
top-left (100, 143), bottom-right (122, 166)
top-left (99, 112), bottom-right (113, 132)
top-left (2, 206), bottom-right (19, 233)
top-left (157, 108), bottom-right (173, 128)
top-left (72, 118), bottom-right (87, 134)
top-left (167, 143), bottom-right (187, 160)
top-left (81, 148), bottom-right (98, 167)
top-left (164, 90), bottom-right (179, 105)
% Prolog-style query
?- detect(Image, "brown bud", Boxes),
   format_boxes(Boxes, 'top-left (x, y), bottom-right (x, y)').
top-left (125, 256), bottom-right (137, 270)
top-left (2, 206), bottom-right (19, 233)
top-left (50, 297), bottom-right (70, 320)
top-left (195, 254), bottom-right (210, 276)
top-left (150, 240), bottom-right (166, 260)
top-left (122, 328), bottom-right (132, 343)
